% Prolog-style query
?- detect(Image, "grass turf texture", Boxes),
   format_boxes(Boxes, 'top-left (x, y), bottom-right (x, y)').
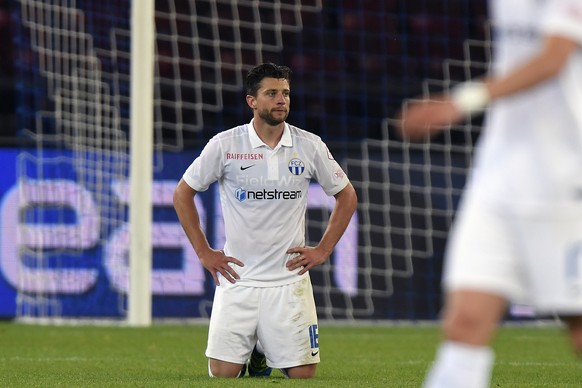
top-left (0, 321), bottom-right (579, 387)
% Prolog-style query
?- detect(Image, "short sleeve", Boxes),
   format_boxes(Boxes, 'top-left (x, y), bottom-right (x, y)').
top-left (311, 139), bottom-right (350, 196)
top-left (542, 0), bottom-right (582, 44)
top-left (182, 136), bottom-right (224, 192)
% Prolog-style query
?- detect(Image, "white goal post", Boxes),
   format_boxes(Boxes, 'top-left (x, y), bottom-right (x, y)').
top-left (128, 0), bottom-right (154, 327)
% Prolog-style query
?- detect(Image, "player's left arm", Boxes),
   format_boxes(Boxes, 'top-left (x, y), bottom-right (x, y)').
top-left (286, 182), bottom-right (357, 275)
top-left (398, 34), bottom-right (580, 141)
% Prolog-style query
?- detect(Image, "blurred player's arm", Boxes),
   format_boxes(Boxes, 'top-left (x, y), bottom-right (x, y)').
top-left (488, 35), bottom-right (579, 99)
top-left (398, 35), bottom-right (580, 141)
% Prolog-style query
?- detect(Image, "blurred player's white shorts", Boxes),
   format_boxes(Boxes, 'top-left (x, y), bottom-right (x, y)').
top-left (444, 193), bottom-right (582, 316)
top-left (205, 275), bottom-right (320, 368)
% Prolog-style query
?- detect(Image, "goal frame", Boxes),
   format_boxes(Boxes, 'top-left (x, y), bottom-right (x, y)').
top-left (128, 0), bottom-right (154, 327)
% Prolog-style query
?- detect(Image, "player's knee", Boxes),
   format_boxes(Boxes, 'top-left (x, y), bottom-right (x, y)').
top-left (564, 316), bottom-right (582, 354)
top-left (208, 359), bottom-right (244, 378)
top-left (208, 367), bottom-right (241, 378)
top-left (284, 364), bottom-right (317, 379)
top-left (442, 308), bottom-right (492, 345)
top-left (570, 336), bottom-right (582, 355)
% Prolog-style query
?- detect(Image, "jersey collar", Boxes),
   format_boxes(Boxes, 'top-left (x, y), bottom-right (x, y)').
top-left (248, 119), bottom-right (293, 149)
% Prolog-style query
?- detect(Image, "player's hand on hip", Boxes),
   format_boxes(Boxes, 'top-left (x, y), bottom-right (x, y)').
top-left (286, 246), bottom-right (327, 275)
top-left (396, 97), bottom-right (462, 141)
top-left (199, 249), bottom-right (244, 286)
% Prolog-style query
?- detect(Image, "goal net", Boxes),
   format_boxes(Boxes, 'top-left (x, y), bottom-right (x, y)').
top-left (7, 0), bottom-right (494, 322)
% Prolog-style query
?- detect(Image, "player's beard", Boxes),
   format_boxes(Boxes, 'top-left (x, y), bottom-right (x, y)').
top-left (258, 108), bottom-right (288, 126)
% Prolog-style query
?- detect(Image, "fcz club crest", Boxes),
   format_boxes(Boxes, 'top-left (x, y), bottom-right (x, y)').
top-left (288, 158), bottom-right (305, 175)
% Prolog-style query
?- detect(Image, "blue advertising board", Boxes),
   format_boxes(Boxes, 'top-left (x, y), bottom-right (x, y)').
top-left (0, 148), bottom-right (205, 318)
top-left (0, 148), bottom-right (359, 319)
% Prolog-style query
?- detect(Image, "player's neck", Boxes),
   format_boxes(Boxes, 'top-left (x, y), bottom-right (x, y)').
top-left (252, 120), bottom-right (284, 149)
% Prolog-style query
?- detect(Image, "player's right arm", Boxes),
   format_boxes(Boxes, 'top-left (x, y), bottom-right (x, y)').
top-left (173, 178), bottom-right (244, 285)
top-left (486, 35), bottom-right (579, 100)
top-left (398, 34), bottom-right (580, 141)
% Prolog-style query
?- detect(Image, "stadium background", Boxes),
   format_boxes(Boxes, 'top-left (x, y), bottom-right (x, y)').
top-left (0, 0), bottom-right (493, 321)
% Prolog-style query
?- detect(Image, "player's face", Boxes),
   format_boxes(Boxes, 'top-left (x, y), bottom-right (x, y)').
top-left (252, 77), bottom-right (290, 126)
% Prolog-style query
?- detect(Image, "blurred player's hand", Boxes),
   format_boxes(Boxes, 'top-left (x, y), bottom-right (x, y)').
top-left (396, 96), bottom-right (463, 141)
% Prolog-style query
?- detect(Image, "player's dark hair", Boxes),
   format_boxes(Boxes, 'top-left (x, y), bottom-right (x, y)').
top-left (245, 63), bottom-right (291, 97)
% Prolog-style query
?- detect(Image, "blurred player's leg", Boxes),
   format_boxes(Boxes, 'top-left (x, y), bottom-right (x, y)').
top-left (563, 316), bottom-right (582, 355)
top-left (424, 290), bottom-right (506, 388)
top-left (423, 341), bottom-right (494, 388)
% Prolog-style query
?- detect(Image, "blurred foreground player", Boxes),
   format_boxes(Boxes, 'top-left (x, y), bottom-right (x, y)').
top-left (397, 0), bottom-right (582, 387)
top-left (174, 63), bottom-right (357, 378)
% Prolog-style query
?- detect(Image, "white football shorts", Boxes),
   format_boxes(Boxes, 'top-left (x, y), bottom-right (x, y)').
top-left (444, 193), bottom-right (582, 315)
top-left (205, 275), bottom-right (320, 369)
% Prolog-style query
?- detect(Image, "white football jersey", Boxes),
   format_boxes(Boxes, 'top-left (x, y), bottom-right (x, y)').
top-left (469, 0), bottom-right (582, 205)
top-left (182, 119), bottom-right (350, 286)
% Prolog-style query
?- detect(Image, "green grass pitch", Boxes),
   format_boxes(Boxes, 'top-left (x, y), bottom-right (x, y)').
top-left (0, 321), bottom-right (579, 387)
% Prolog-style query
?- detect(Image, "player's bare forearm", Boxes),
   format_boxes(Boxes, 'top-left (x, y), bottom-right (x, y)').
top-left (287, 182), bottom-right (357, 275)
top-left (173, 179), bottom-right (243, 285)
top-left (173, 179), bottom-right (212, 256)
top-left (318, 182), bottom-right (358, 254)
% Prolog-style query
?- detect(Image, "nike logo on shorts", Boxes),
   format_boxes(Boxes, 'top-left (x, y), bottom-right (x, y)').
top-left (311, 351), bottom-right (319, 357)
